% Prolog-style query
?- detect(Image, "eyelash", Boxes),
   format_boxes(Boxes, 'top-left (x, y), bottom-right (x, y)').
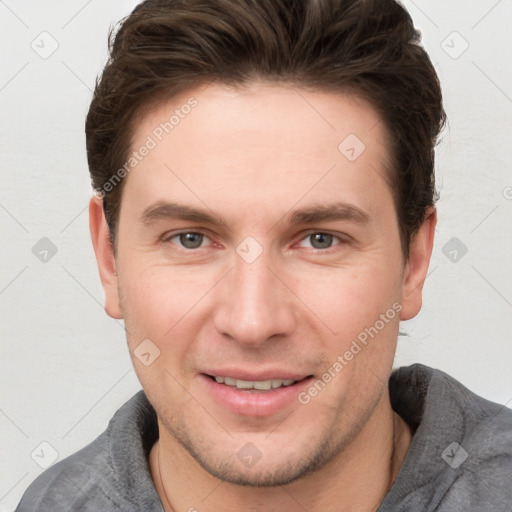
top-left (161, 230), bottom-right (347, 254)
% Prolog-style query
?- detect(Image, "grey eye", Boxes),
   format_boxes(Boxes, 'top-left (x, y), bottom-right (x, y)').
top-left (179, 232), bottom-right (204, 249)
top-left (309, 233), bottom-right (333, 249)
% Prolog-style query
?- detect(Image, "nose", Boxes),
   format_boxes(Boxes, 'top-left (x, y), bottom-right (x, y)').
top-left (212, 248), bottom-right (297, 346)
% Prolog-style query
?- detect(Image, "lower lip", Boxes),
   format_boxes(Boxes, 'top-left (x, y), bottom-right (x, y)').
top-left (199, 374), bottom-right (313, 417)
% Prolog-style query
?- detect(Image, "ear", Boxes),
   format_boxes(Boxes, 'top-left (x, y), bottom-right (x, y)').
top-left (89, 195), bottom-right (123, 319)
top-left (400, 208), bottom-right (437, 321)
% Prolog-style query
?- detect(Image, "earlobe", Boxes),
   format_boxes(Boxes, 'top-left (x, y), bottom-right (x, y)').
top-left (89, 195), bottom-right (123, 319)
top-left (400, 208), bottom-right (437, 321)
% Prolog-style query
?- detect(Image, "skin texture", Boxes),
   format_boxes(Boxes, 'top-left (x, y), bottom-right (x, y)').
top-left (90, 82), bottom-right (436, 512)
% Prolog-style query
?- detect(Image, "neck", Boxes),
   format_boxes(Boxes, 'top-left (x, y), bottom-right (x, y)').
top-left (149, 393), bottom-right (412, 512)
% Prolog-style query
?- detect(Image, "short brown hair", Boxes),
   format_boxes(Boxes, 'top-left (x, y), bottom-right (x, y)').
top-left (86, 0), bottom-right (446, 256)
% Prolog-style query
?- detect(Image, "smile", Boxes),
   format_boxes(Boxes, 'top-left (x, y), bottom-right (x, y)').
top-left (212, 376), bottom-right (297, 391)
top-left (200, 373), bottom-right (314, 416)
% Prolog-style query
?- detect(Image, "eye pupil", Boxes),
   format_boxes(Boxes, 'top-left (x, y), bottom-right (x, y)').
top-left (180, 233), bottom-right (203, 249)
top-left (310, 233), bottom-right (333, 249)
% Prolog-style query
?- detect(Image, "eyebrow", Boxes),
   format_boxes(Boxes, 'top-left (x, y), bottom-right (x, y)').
top-left (286, 202), bottom-right (369, 226)
top-left (141, 202), bottom-right (229, 228)
top-left (140, 200), bottom-right (369, 228)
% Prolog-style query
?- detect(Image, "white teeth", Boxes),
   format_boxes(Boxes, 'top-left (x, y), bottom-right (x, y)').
top-left (213, 376), bottom-right (297, 390)
top-left (273, 379), bottom-right (295, 388)
top-left (224, 376), bottom-right (236, 386)
top-left (253, 380), bottom-right (272, 390)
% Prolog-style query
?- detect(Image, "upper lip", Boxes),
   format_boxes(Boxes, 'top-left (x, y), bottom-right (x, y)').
top-left (202, 369), bottom-right (312, 381)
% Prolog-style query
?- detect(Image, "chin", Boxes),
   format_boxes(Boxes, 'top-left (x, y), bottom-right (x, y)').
top-left (175, 426), bottom-right (342, 488)
top-left (195, 457), bottom-right (315, 488)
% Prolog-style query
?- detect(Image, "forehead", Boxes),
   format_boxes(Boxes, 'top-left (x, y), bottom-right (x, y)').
top-left (135, 81), bottom-right (388, 156)
top-left (125, 82), bottom-right (393, 219)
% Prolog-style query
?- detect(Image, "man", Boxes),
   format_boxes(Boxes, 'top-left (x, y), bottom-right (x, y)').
top-left (15, 0), bottom-right (512, 510)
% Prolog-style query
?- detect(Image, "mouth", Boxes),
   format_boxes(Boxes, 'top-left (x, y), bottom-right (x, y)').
top-left (200, 372), bottom-right (314, 417)
top-left (206, 374), bottom-right (311, 392)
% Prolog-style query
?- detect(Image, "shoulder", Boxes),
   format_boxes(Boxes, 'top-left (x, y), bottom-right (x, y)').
top-left (386, 364), bottom-right (512, 510)
top-left (390, 363), bottom-right (512, 446)
top-left (15, 430), bottom-right (123, 511)
top-left (15, 391), bottom-right (161, 512)
top-left (434, 368), bottom-right (512, 509)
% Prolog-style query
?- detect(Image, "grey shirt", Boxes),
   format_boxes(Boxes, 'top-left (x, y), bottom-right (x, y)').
top-left (15, 364), bottom-right (512, 511)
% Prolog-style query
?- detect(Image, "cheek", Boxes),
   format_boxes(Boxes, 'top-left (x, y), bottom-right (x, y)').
top-left (292, 259), bottom-right (402, 342)
top-left (117, 261), bottom-right (212, 348)
top-left (297, 266), bottom-right (401, 416)
top-left (118, 264), bottom-right (211, 402)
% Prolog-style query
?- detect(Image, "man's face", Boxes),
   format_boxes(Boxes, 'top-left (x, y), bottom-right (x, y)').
top-left (94, 83), bottom-right (430, 486)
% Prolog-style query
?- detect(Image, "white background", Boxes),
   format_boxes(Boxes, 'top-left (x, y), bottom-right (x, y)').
top-left (1, 1), bottom-right (511, 510)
